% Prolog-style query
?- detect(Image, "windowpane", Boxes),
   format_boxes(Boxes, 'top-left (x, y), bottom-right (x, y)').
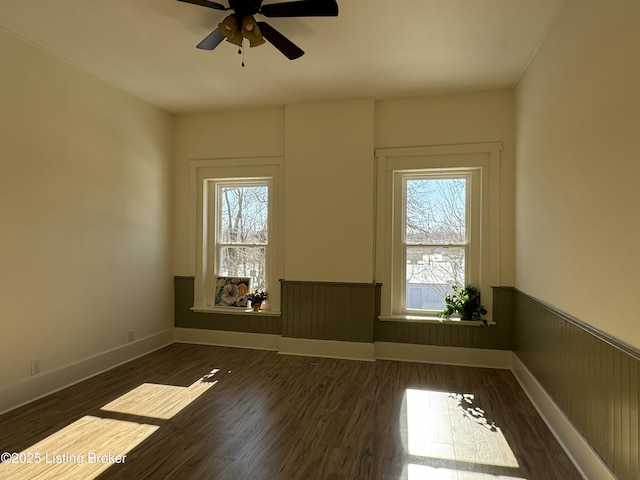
top-left (220, 246), bottom-right (266, 291)
top-left (220, 186), bottom-right (268, 244)
top-left (406, 178), bottom-right (466, 245)
top-left (405, 246), bottom-right (465, 311)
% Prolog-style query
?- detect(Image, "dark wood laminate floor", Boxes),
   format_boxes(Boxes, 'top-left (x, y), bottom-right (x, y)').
top-left (0, 343), bottom-right (582, 479)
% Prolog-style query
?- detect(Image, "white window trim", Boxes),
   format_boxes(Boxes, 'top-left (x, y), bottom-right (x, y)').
top-left (189, 157), bottom-right (284, 314)
top-left (375, 143), bottom-right (502, 322)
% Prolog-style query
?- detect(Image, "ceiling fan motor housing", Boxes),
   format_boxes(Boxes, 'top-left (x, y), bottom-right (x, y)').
top-left (229, 0), bottom-right (263, 16)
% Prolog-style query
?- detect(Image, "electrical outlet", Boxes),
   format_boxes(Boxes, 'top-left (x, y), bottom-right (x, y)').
top-left (128, 330), bottom-right (135, 342)
top-left (30, 359), bottom-right (40, 376)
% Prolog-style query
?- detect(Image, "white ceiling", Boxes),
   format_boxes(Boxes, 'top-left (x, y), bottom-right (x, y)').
top-left (0, 0), bottom-right (565, 114)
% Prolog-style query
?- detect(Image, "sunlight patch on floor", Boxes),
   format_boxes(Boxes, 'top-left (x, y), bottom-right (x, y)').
top-left (0, 369), bottom-right (221, 480)
top-left (408, 463), bottom-right (527, 480)
top-left (101, 370), bottom-right (219, 420)
top-left (0, 415), bottom-right (158, 480)
top-left (403, 388), bottom-right (523, 479)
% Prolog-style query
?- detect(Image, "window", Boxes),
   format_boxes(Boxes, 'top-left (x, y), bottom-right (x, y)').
top-left (216, 182), bottom-right (269, 291)
top-left (192, 158), bottom-right (282, 313)
top-left (375, 144), bottom-right (501, 321)
top-left (395, 171), bottom-right (480, 315)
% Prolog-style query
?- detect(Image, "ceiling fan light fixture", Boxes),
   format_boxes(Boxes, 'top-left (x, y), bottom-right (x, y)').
top-left (242, 15), bottom-right (266, 47)
top-left (180, 0), bottom-right (339, 61)
top-left (218, 14), bottom-right (243, 46)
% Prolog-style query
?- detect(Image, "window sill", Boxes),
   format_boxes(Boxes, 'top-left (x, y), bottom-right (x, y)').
top-left (379, 314), bottom-right (495, 326)
top-left (191, 306), bottom-right (281, 317)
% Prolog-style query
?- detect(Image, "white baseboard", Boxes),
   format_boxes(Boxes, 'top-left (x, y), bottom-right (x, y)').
top-left (374, 342), bottom-right (513, 369)
top-left (511, 353), bottom-right (615, 480)
top-left (0, 329), bottom-right (174, 415)
top-left (278, 337), bottom-right (375, 361)
top-left (174, 332), bottom-right (508, 366)
top-left (174, 327), bottom-right (280, 351)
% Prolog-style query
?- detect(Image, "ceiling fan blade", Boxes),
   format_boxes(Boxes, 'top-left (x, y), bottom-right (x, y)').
top-left (260, 0), bottom-right (338, 17)
top-left (196, 28), bottom-right (226, 50)
top-left (175, 0), bottom-right (228, 11)
top-left (256, 21), bottom-right (304, 60)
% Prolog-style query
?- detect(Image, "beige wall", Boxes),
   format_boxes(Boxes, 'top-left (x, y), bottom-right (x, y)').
top-left (284, 99), bottom-right (375, 282)
top-left (0, 29), bottom-right (174, 389)
top-left (515, 0), bottom-right (640, 348)
top-left (174, 90), bottom-right (515, 286)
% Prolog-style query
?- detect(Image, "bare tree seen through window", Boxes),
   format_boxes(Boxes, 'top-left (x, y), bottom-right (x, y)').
top-left (219, 185), bottom-right (269, 291)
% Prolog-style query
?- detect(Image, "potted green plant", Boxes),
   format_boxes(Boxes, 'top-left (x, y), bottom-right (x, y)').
top-left (248, 289), bottom-right (267, 311)
top-left (439, 285), bottom-right (488, 326)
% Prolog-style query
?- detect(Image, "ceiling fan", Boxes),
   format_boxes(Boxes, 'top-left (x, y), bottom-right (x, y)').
top-left (177, 0), bottom-right (339, 60)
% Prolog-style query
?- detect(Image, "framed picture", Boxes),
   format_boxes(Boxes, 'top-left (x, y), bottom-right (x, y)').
top-left (214, 277), bottom-right (250, 308)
